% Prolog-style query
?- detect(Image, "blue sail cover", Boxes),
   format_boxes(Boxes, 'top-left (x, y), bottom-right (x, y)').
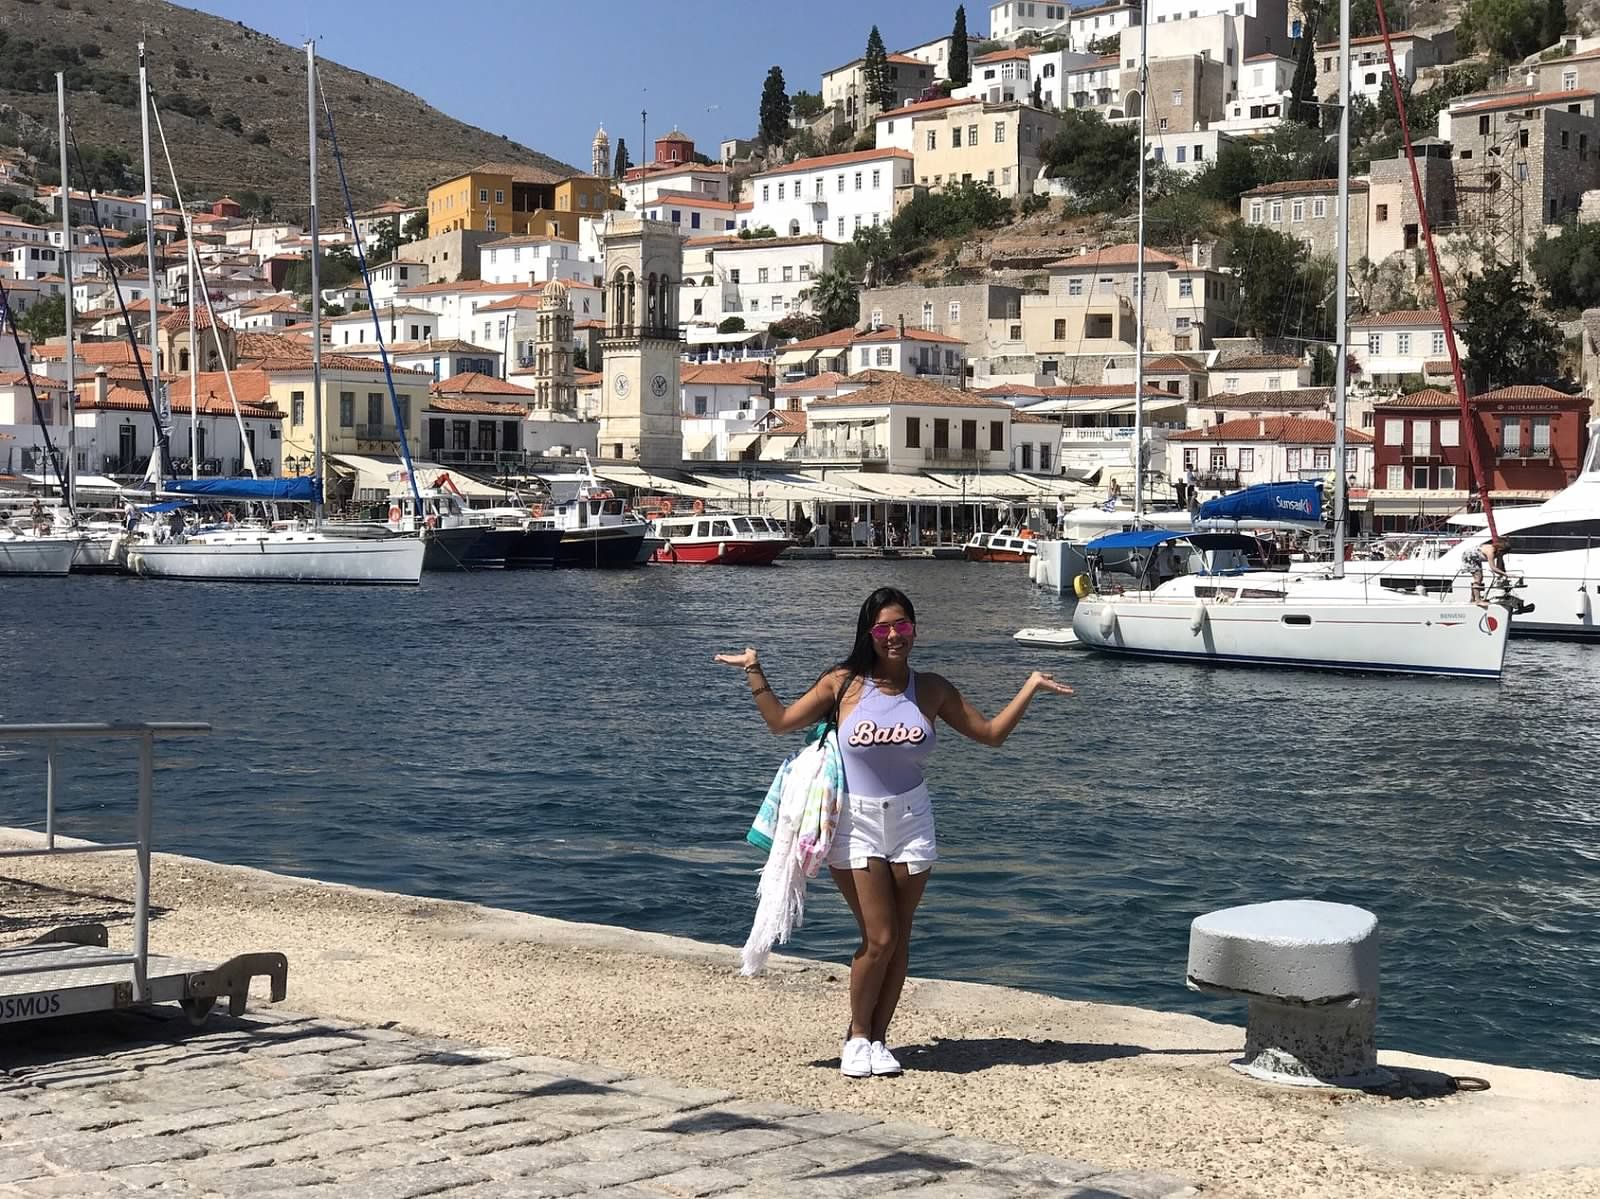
top-left (162, 477), bottom-right (320, 503)
top-left (1197, 481), bottom-right (1321, 526)
top-left (1085, 529), bottom-right (1194, 551)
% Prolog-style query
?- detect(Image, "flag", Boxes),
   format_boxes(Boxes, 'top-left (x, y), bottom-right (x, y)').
top-left (1100, 497), bottom-right (1118, 512)
top-left (386, 469), bottom-right (411, 483)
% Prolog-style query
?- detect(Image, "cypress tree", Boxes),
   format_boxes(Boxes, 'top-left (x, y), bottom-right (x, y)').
top-left (1288, 7), bottom-right (1320, 129)
top-left (1545, 0), bottom-right (1567, 46)
top-left (759, 66), bottom-right (792, 146)
top-left (950, 6), bottom-right (971, 87)
top-left (863, 26), bottom-right (891, 111)
top-left (612, 138), bottom-right (631, 178)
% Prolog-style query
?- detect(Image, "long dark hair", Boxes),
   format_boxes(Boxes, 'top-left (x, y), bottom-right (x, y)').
top-left (818, 587), bottom-right (915, 725)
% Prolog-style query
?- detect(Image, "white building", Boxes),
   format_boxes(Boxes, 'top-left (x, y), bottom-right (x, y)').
top-left (798, 374), bottom-right (1012, 474)
top-left (1350, 309), bottom-right (1463, 387)
top-left (989, 0), bottom-right (1075, 42)
top-left (1062, 55), bottom-right (1125, 117)
top-left (479, 236), bottom-right (598, 287)
top-left (621, 163), bottom-right (733, 211)
top-left (1218, 53), bottom-right (1296, 134)
top-left (679, 361), bottom-right (776, 461)
top-left (874, 97), bottom-right (969, 151)
top-left (73, 367), bottom-right (283, 478)
top-left (680, 236), bottom-right (836, 334)
top-left (1064, 2), bottom-right (1140, 50)
top-left (1208, 354), bottom-right (1311, 395)
top-left (956, 49), bottom-right (1034, 104)
top-left (745, 149), bottom-right (914, 242)
top-left (327, 304), bottom-right (439, 348)
top-left (1148, 129), bottom-right (1234, 174)
top-left (1029, 48), bottom-right (1108, 109)
top-left (900, 33), bottom-right (989, 81)
top-left (6, 243), bottom-right (61, 280)
top-left (640, 191), bottom-right (748, 238)
top-left (1168, 416), bottom-right (1372, 491)
top-left (1011, 411), bottom-right (1065, 473)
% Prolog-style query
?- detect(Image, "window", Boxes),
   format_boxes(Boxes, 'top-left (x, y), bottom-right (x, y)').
top-left (1171, 88), bottom-right (1183, 106)
top-left (994, 122), bottom-right (1006, 143)
top-left (1383, 418), bottom-right (1403, 445)
top-left (870, 308), bottom-right (883, 327)
top-left (968, 124), bottom-right (979, 144)
top-left (1176, 147), bottom-right (1187, 164)
top-left (953, 127), bottom-right (964, 148)
top-left (758, 267), bottom-right (769, 283)
top-left (1053, 318), bottom-right (1067, 339)
top-left (1224, 376), bottom-right (1240, 392)
top-left (922, 301), bottom-right (935, 330)
top-left (691, 212), bottom-right (701, 229)
top-left (338, 392), bottom-right (354, 428)
top-left (1239, 447), bottom-right (1255, 472)
top-left (1562, 130), bottom-right (1571, 150)
top-left (1291, 199), bottom-right (1304, 222)
top-left (1530, 415), bottom-right (1551, 452)
top-left (927, 130), bottom-right (938, 150)
top-left (693, 395), bottom-right (708, 416)
top-left (800, 264), bottom-right (812, 280)
top-left (1438, 465), bottom-right (1457, 489)
top-left (368, 393), bottom-right (385, 428)
top-left (478, 188), bottom-right (488, 203)
top-left (837, 217), bottom-right (846, 236)
top-left (778, 182), bottom-right (786, 200)
top-left (1396, 333), bottom-right (1411, 355)
top-left (1431, 331), bottom-right (1446, 355)
top-left (1270, 201), bottom-right (1283, 222)
top-left (838, 173), bottom-right (846, 191)
top-left (729, 268), bottom-right (741, 283)
top-left (876, 347), bottom-right (892, 366)
top-left (1440, 418), bottom-right (1460, 447)
top-left (762, 185), bottom-right (770, 201)
top-left (871, 169), bottom-right (880, 188)
top-left (1249, 201), bottom-right (1263, 223)
top-left (1501, 417), bottom-right (1522, 454)
top-left (1386, 465), bottom-right (1404, 489)
top-left (1368, 333), bottom-right (1382, 354)
top-left (1212, 448), bottom-right (1230, 471)
top-left (990, 421), bottom-right (1004, 451)
top-left (494, 189), bottom-right (504, 204)
top-left (1020, 443), bottom-right (1034, 471)
top-left (933, 418), bottom-right (949, 449)
top-left (1564, 70), bottom-right (1578, 91)
top-left (291, 392), bottom-right (304, 425)
top-left (1067, 277), bottom-right (1084, 297)
top-left (1176, 317), bottom-right (1192, 331)
top-left (854, 172), bottom-right (863, 190)
top-left (1002, 166), bottom-right (1012, 186)
top-left (1179, 278), bottom-right (1193, 298)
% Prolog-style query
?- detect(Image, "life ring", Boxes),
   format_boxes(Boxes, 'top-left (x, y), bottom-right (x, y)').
top-left (529, 504), bottom-right (544, 518)
top-left (1072, 573), bottom-right (1091, 599)
top-left (424, 513), bottom-right (439, 529)
top-left (691, 499), bottom-right (705, 514)
top-left (388, 505), bottom-right (401, 523)
top-left (660, 499), bottom-right (674, 515)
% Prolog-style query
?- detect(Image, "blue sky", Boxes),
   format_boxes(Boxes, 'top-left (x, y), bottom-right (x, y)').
top-left (182, 1), bottom-right (977, 171)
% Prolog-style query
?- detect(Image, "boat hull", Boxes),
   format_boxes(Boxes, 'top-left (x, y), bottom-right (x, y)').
top-left (557, 527), bottom-right (645, 568)
top-left (653, 538), bottom-right (789, 565)
top-left (127, 534), bottom-right (425, 585)
top-left (965, 546), bottom-right (1034, 563)
top-left (0, 538), bottom-right (76, 576)
top-left (70, 533), bottom-right (129, 574)
top-left (1072, 593), bottom-right (1510, 678)
top-left (421, 526), bottom-right (486, 571)
top-left (460, 528), bottom-right (565, 570)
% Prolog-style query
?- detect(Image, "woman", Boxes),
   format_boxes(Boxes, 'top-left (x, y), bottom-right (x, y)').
top-left (716, 587), bottom-right (1072, 1079)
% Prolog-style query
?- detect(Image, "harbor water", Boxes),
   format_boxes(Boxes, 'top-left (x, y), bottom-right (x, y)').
top-left (4, 562), bottom-right (1598, 1077)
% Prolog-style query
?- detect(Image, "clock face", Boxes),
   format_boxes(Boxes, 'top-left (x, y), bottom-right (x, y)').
top-left (650, 373), bottom-right (669, 398)
top-left (613, 373), bottom-right (631, 397)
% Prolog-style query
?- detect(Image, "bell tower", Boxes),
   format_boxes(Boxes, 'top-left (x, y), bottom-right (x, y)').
top-left (592, 125), bottom-right (610, 180)
top-left (599, 214), bottom-right (681, 468)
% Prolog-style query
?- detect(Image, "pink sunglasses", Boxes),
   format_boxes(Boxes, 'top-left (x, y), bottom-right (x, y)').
top-left (870, 619), bottom-right (915, 640)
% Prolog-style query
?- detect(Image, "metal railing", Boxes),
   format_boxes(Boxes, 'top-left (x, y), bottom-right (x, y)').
top-left (356, 424), bottom-right (400, 443)
top-left (785, 440), bottom-right (887, 462)
top-left (0, 722), bottom-right (212, 1003)
top-left (923, 447), bottom-right (988, 466)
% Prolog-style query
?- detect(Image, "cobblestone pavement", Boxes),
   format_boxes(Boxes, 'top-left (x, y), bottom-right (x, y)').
top-left (0, 1007), bottom-right (1197, 1198)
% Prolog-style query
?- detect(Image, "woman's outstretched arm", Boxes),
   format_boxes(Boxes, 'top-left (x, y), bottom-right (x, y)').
top-left (931, 671), bottom-right (1072, 748)
top-left (714, 647), bottom-right (843, 735)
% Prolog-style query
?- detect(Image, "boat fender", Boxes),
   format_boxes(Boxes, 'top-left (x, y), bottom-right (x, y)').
top-left (1189, 600), bottom-right (1208, 635)
top-left (718, 540), bottom-right (728, 560)
top-left (388, 505), bottom-right (401, 523)
top-left (1098, 603), bottom-right (1117, 638)
top-left (1027, 554), bottom-right (1039, 583)
top-left (1579, 585), bottom-right (1593, 624)
top-left (1073, 573), bottom-right (1091, 599)
top-left (660, 540), bottom-right (674, 563)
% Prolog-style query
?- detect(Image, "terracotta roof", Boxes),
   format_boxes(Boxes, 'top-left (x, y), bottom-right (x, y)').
top-left (341, 338), bottom-right (498, 356)
top-left (1244, 52), bottom-right (1294, 63)
top-left (622, 161), bottom-right (731, 182)
top-left (751, 148), bottom-right (914, 179)
top-left (1475, 384), bottom-right (1582, 402)
top-left (681, 362), bottom-right (769, 386)
top-left (1207, 387), bottom-right (1331, 409)
top-left (453, 160), bottom-right (564, 186)
top-left (975, 48), bottom-right (1035, 63)
top-left (76, 299), bottom-right (176, 322)
top-left (477, 292), bottom-right (560, 313)
top-left (158, 305), bottom-right (218, 333)
top-left (76, 369), bottom-right (279, 418)
top-left (1169, 417), bottom-right (1373, 443)
top-left (1213, 354), bottom-right (1304, 370)
top-left (1038, 383), bottom-right (1183, 399)
top-left (810, 376), bottom-right (1009, 410)
top-left (1374, 388), bottom-right (1458, 408)
top-left (234, 331), bottom-right (309, 361)
top-left (885, 53), bottom-right (929, 66)
top-left (431, 371), bottom-right (537, 397)
top-left (427, 393), bottom-right (530, 417)
top-left (1013, 412), bottom-right (1057, 424)
top-left (779, 327), bottom-right (859, 352)
top-left (843, 369), bottom-right (906, 385)
top-left (1423, 359), bottom-right (1454, 373)
top-left (876, 97), bottom-right (973, 119)
top-left (1349, 308), bottom-right (1449, 328)
top-left (0, 371), bottom-right (65, 390)
top-left (330, 304), bottom-right (435, 321)
top-left (1045, 244), bottom-right (1195, 270)
top-left (1242, 178), bottom-right (1368, 196)
top-left (763, 408), bottom-right (807, 434)
top-left (575, 370), bottom-right (603, 386)
top-left (575, 319), bottom-right (606, 330)
top-left (1454, 89), bottom-right (1597, 116)
top-left (854, 326), bottom-right (964, 346)
top-left (241, 294), bottom-right (309, 314)
top-left (398, 279), bottom-right (534, 297)
top-left (248, 352), bottom-right (431, 378)
top-left (481, 232), bottom-right (581, 249)
top-left (1316, 31), bottom-right (1422, 48)
top-left (976, 384), bottom-right (1049, 398)
top-left (776, 370), bottom-right (850, 393)
top-left (648, 192), bottom-right (746, 212)
top-left (30, 341), bottom-right (151, 365)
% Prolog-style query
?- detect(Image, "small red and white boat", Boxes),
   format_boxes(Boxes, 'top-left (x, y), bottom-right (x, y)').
top-left (648, 506), bottom-right (791, 565)
top-left (963, 526), bottom-right (1039, 563)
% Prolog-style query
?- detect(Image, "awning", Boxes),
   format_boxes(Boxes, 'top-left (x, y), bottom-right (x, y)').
top-left (759, 433), bottom-right (800, 461)
top-left (776, 349), bottom-right (819, 367)
top-left (682, 430), bottom-right (717, 456)
top-left (330, 454), bottom-right (513, 499)
top-left (726, 432), bottom-right (761, 455)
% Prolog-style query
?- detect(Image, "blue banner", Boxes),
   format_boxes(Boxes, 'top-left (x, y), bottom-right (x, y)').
top-left (1196, 481), bottom-right (1321, 526)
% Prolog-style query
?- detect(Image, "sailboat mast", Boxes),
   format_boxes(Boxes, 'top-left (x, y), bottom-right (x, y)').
top-left (138, 43), bottom-right (167, 481)
top-left (307, 40), bottom-right (324, 528)
top-left (188, 237), bottom-right (197, 479)
top-left (1133, 24), bottom-right (1148, 520)
top-left (1332, 0), bottom-right (1351, 577)
top-left (56, 72), bottom-right (74, 514)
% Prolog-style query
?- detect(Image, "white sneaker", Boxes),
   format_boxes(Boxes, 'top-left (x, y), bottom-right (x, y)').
top-left (869, 1041), bottom-right (902, 1076)
top-left (840, 1036), bottom-right (873, 1079)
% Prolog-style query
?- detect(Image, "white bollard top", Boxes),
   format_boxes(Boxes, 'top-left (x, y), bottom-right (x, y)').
top-left (1187, 899), bottom-right (1379, 1003)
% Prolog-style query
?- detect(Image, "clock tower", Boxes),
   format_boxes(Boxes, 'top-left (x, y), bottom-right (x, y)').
top-left (598, 213), bottom-right (682, 468)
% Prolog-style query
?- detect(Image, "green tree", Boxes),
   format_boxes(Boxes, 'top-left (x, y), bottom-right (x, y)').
top-left (1228, 223), bottom-right (1333, 341)
top-left (1288, 2), bottom-right (1322, 127)
top-left (1530, 222), bottom-right (1600, 310)
top-left (613, 137), bottom-right (631, 178)
top-left (786, 130), bottom-right (823, 160)
top-left (370, 217), bottom-right (401, 266)
top-left (792, 90), bottom-right (825, 121)
top-left (17, 294), bottom-right (65, 342)
top-left (1031, 75), bottom-right (1043, 108)
top-left (1460, 264), bottom-right (1560, 390)
top-left (1145, 190), bottom-right (1230, 244)
top-left (403, 211), bottom-right (428, 240)
top-left (863, 26), bottom-right (892, 111)
top-left (1545, 0), bottom-right (1567, 44)
top-left (949, 6), bottom-right (972, 87)
top-left (119, 224), bottom-right (147, 248)
top-left (717, 315), bottom-right (747, 333)
top-left (574, 345), bottom-right (588, 370)
top-left (1039, 111), bottom-right (1139, 207)
top-left (759, 65), bottom-right (792, 145)
top-left (283, 248), bottom-right (359, 296)
top-left (769, 313), bottom-right (824, 341)
top-left (1191, 138), bottom-right (1261, 206)
top-left (1460, 0), bottom-right (1547, 61)
top-left (812, 265), bottom-right (860, 330)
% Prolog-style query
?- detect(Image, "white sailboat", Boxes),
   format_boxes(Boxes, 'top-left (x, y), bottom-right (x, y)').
top-left (1068, 0), bottom-right (1512, 679)
top-left (124, 42), bottom-right (423, 586)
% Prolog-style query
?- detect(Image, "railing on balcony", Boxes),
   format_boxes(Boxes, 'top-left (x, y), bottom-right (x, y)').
top-left (1195, 469), bottom-right (1242, 488)
top-left (786, 440), bottom-right (887, 462)
top-left (1067, 426), bottom-right (1137, 441)
top-left (599, 323), bottom-right (685, 343)
top-left (433, 447), bottom-right (534, 470)
top-left (1497, 447), bottom-right (1556, 462)
top-left (356, 424), bottom-right (400, 444)
top-left (923, 447), bottom-right (986, 467)
top-left (911, 361), bottom-right (961, 377)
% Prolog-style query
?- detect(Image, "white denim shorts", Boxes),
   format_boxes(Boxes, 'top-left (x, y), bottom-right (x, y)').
top-left (826, 782), bottom-right (937, 874)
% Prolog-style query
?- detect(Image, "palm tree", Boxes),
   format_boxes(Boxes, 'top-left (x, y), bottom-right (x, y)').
top-left (812, 266), bottom-right (859, 331)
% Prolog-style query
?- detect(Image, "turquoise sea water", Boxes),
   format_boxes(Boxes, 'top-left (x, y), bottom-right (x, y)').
top-left (3, 562), bottom-right (1597, 1076)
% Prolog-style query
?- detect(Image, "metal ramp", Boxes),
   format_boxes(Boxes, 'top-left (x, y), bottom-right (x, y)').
top-left (0, 723), bottom-right (287, 1027)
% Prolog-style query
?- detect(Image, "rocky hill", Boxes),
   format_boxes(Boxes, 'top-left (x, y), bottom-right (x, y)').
top-left (0, 0), bottom-right (577, 211)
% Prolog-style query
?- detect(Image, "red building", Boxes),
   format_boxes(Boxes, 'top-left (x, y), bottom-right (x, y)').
top-left (1369, 385), bottom-right (1590, 530)
top-left (210, 194), bottom-right (243, 219)
top-left (654, 129), bottom-right (696, 165)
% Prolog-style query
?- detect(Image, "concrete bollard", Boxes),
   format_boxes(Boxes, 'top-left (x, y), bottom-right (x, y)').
top-left (1186, 899), bottom-right (1395, 1088)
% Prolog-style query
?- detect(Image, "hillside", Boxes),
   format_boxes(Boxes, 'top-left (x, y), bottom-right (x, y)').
top-left (0, 0), bottom-right (577, 212)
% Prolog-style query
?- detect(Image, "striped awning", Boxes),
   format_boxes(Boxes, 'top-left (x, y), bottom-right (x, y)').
top-left (759, 433), bottom-right (800, 461)
top-left (775, 349), bottom-right (819, 367)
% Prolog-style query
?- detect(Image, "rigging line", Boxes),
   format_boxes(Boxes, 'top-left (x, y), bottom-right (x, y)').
top-left (147, 87), bottom-right (257, 479)
top-left (314, 66), bottom-right (424, 517)
top-left (66, 119), bottom-right (171, 479)
top-left (0, 276), bottom-right (69, 501)
top-left (1372, 0), bottom-right (1497, 542)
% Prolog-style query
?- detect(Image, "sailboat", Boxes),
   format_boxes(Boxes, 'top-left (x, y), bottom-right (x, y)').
top-left (124, 42), bottom-right (423, 585)
top-left (1067, 0), bottom-right (1512, 679)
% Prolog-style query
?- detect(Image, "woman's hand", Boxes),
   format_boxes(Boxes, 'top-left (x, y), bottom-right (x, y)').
top-left (1028, 671), bottom-right (1074, 697)
top-left (714, 648), bottom-right (759, 670)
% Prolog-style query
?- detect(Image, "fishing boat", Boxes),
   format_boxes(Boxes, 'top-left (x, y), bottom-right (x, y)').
top-left (648, 508), bottom-right (790, 565)
top-left (964, 526), bottom-right (1038, 563)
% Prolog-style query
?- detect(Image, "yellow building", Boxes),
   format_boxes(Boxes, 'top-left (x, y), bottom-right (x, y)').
top-left (269, 357), bottom-right (434, 465)
top-left (427, 162), bottom-right (615, 242)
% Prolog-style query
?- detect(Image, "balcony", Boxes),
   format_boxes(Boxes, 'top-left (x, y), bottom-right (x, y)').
top-left (433, 447), bottom-right (532, 470)
top-left (786, 440), bottom-right (887, 463)
top-left (356, 424), bottom-right (400, 445)
top-left (1497, 447), bottom-right (1555, 463)
top-left (1195, 469), bottom-right (1242, 488)
top-left (923, 447), bottom-right (986, 467)
top-left (598, 323), bottom-right (685, 344)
